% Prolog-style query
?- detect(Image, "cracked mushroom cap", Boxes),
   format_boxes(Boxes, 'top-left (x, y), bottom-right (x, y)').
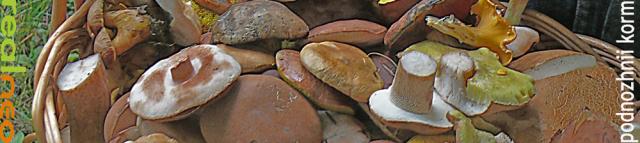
top-left (129, 44), bottom-right (241, 121)
top-left (211, 0), bottom-right (308, 45)
top-left (199, 75), bottom-right (322, 142)
top-left (276, 50), bottom-right (356, 114)
top-left (300, 42), bottom-right (383, 102)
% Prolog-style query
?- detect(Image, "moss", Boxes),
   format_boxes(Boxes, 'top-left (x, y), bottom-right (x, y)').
top-left (190, 1), bottom-right (220, 32)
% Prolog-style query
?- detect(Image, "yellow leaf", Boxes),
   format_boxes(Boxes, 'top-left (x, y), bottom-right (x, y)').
top-left (378, 0), bottom-right (396, 4)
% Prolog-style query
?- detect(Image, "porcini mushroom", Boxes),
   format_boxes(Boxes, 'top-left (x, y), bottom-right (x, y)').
top-left (217, 44), bottom-right (275, 73)
top-left (155, 0), bottom-right (202, 46)
top-left (308, 20), bottom-right (387, 48)
top-left (507, 26), bottom-right (539, 58)
top-left (319, 111), bottom-right (369, 143)
top-left (199, 75), bottom-right (323, 142)
top-left (211, 0), bottom-right (308, 53)
top-left (508, 50), bottom-right (597, 80)
top-left (482, 63), bottom-right (621, 143)
top-left (128, 44), bottom-right (241, 121)
top-left (103, 9), bottom-right (151, 57)
top-left (136, 117), bottom-right (205, 143)
top-left (300, 42), bottom-right (383, 102)
top-left (369, 51), bottom-right (455, 135)
top-left (104, 93), bottom-right (137, 142)
top-left (426, 0), bottom-right (516, 65)
top-left (435, 52), bottom-right (487, 116)
top-left (277, 49), bottom-right (356, 114)
top-left (56, 54), bottom-right (110, 143)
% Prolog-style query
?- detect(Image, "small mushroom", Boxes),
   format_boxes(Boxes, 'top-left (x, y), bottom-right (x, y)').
top-left (300, 42), bottom-right (383, 102)
top-left (277, 49), bottom-right (356, 114)
top-left (483, 63), bottom-right (621, 143)
top-left (369, 51), bottom-right (455, 135)
top-left (425, 0), bottom-right (516, 65)
top-left (211, 0), bottom-right (308, 53)
top-left (127, 133), bottom-right (177, 143)
top-left (56, 54), bottom-right (110, 143)
top-left (199, 75), bottom-right (323, 142)
top-left (308, 20), bottom-right (387, 48)
top-left (508, 50), bottom-right (597, 80)
top-left (103, 9), bottom-right (151, 57)
top-left (369, 52), bottom-right (397, 89)
top-left (319, 111), bottom-right (369, 143)
top-left (104, 93), bottom-right (137, 142)
top-left (128, 44), bottom-right (241, 121)
top-left (217, 44), bottom-right (275, 73)
top-left (384, 0), bottom-right (475, 55)
top-left (155, 0), bottom-right (202, 46)
top-left (507, 26), bottom-right (540, 58)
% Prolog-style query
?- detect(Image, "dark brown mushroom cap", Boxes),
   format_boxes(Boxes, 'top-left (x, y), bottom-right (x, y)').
top-left (129, 45), bottom-right (241, 121)
top-left (104, 93), bottom-right (137, 142)
top-left (374, 0), bottom-right (420, 24)
top-left (137, 117), bottom-right (206, 143)
top-left (277, 49), bottom-right (356, 114)
top-left (369, 52), bottom-right (397, 89)
top-left (308, 20), bottom-right (387, 48)
top-left (384, 0), bottom-right (475, 54)
top-left (211, 0), bottom-right (308, 45)
top-left (319, 111), bottom-right (369, 143)
top-left (300, 42), bottom-right (383, 102)
top-left (199, 75), bottom-right (322, 142)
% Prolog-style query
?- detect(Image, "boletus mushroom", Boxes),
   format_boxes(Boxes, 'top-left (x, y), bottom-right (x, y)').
top-left (308, 20), bottom-right (387, 48)
top-left (369, 51), bottom-right (455, 135)
top-left (550, 110), bottom-right (620, 143)
top-left (128, 44), bottom-right (241, 121)
top-left (211, 0), bottom-right (308, 53)
top-left (56, 54), bottom-right (110, 143)
top-left (276, 49), bottom-right (356, 114)
top-left (199, 75), bottom-right (322, 142)
top-left (155, 0), bottom-right (202, 46)
top-left (217, 44), bottom-right (275, 73)
top-left (319, 111), bottom-right (369, 143)
top-left (484, 57), bottom-right (621, 143)
top-left (102, 9), bottom-right (151, 58)
top-left (300, 42), bottom-right (383, 102)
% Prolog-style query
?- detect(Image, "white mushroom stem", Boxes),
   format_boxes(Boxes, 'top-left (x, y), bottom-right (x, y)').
top-left (435, 52), bottom-right (488, 116)
top-left (507, 26), bottom-right (539, 57)
top-left (390, 51), bottom-right (437, 114)
top-left (56, 54), bottom-right (110, 143)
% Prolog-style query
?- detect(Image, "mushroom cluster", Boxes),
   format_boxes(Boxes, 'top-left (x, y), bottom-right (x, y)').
top-left (49, 0), bottom-right (625, 143)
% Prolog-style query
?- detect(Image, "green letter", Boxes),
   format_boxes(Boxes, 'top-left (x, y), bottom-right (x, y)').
top-left (1, 16), bottom-right (16, 37)
top-left (0, 39), bottom-right (15, 62)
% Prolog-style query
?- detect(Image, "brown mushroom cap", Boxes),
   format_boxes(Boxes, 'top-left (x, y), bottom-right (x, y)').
top-left (550, 110), bottom-right (620, 143)
top-left (483, 63), bottom-right (621, 143)
top-left (137, 117), bottom-right (205, 143)
top-left (129, 45), bottom-right (241, 120)
top-left (211, 0), bottom-right (308, 45)
top-left (104, 93), bottom-right (137, 142)
top-left (319, 111), bottom-right (369, 143)
top-left (373, 0), bottom-right (420, 24)
top-left (300, 42), bottom-right (383, 102)
top-left (369, 52), bottom-right (397, 89)
top-left (308, 19), bottom-right (387, 48)
top-left (217, 44), bottom-right (275, 73)
top-left (276, 49), bottom-right (356, 114)
top-left (199, 75), bottom-right (322, 142)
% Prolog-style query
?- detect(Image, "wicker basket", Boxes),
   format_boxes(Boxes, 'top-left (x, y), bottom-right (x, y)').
top-left (28, 0), bottom-right (640, 142)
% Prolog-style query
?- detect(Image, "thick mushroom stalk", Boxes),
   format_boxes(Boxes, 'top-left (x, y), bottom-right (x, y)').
top-left (435, 52), bottom-right (487, 116)
top-left (104, 9), bottom-right (151, 56)
top-left (56, 54), bottom-right (110, 143)
top-left (156, 0), bottom-right (202, 46)
top-left (369, 51), bottom-right (455, 135)
top-left (390, 51), bottom-right (437, 113)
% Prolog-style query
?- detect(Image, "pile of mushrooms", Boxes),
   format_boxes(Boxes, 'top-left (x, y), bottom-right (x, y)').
top-left (46, 0), bottom-right (627, 142)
